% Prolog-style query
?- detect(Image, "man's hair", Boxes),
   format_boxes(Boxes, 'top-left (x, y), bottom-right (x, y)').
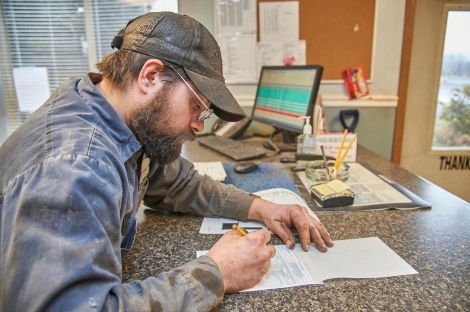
top-left (96, 50), bottom-right (187, 90)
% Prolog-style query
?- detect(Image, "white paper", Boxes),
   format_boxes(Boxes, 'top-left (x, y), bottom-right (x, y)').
top-left (13, 67), bottom-right (50, 112)
top-left (218, 33), bottom-right (258, 83)
top-left (199, 188), bottom-right (318, 234)
top-left (193, 161), bottom-right (227, 182)
top-left (257, 40), bottom-right (306, 67)
top-left (214, 0), bottom-right (257, 34)
top-left (259, 1), bottom-right (299, 43)
top-left (197, 244), bottom-right (315, 291)
top-left (199, 217), bottom-right (265, 235)
top-left (296, 237), bottom-right (418, 283)
top-left (311, 133), bottom-right (358, 162)
top-left (197, 237), bottom-right (417, 292)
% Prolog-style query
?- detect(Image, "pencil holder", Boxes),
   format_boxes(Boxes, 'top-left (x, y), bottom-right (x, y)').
top-left (305, 160), bottom-right (350, 185)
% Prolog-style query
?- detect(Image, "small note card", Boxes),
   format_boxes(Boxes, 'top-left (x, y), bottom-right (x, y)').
top-left (193, 161), bottom-right (227, 182)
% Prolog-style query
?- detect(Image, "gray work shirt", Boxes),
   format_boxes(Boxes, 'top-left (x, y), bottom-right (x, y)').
top-left (0, 73), bottom-right (255, 311)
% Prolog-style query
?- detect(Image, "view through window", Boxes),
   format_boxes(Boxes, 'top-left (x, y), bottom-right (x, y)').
top-left (0, 0), bottom-right (177, 143)
top-left (432, 10), bottom-right (470, 150)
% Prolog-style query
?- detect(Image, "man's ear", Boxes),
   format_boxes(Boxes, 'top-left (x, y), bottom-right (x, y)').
top-left (137, 59), bottom-right (165, 94)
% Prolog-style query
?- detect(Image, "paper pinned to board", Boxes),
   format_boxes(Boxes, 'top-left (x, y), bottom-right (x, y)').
top-left (13, 67), bottom-right (50, 112)
top-left (259, 1), bottom-right (299, 43)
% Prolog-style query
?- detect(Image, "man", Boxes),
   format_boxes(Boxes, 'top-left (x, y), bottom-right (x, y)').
top-left (0, 12), bottom-right (333, 311)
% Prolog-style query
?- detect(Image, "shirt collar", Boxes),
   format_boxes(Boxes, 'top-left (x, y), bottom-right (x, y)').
top-left (78, 73), bottom-right (142, 162)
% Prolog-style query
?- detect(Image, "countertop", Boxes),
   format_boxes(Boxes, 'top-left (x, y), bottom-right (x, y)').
top-left (122, 137), bottom-right (470, 311)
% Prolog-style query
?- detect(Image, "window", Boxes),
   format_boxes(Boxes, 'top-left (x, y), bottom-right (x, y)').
top-left (0, 0), bottom-right (177, 144)
top-left (432, 8), bottom-right (470, 150)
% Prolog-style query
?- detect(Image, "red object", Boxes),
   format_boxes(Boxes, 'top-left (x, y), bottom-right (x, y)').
top-left (342, 65), bottom-right (369, 99)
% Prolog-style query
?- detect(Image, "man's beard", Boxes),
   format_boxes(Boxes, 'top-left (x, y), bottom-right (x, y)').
top-left (129, 90), bottom-right (196, 164)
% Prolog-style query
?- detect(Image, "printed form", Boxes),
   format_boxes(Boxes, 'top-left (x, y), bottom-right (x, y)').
top-left (197, 237), bottom-right (418, 292)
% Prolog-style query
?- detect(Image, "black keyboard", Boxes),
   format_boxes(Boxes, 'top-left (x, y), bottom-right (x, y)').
top-left (198, 136), bottom-right (267, 161)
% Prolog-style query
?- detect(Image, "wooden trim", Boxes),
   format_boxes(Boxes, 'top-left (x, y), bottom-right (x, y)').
top-left (392, 0), bottom-right (417, 164)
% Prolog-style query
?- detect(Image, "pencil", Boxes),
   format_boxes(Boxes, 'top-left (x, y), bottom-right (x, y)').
top-left (334, 129), bottom-right (348, 170)
top-left (337, 133), bottom-right (358, 170)
top-left (232, 224), bottom-right (248, 236)
top-left (320, 145), bottom-right (330, 182)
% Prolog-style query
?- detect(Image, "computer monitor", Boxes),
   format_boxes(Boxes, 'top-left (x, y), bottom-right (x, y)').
top-left (251, 65), bottom-right (323, 151)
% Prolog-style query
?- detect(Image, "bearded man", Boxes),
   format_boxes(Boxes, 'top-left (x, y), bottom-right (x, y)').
top-left (0, 11), bottom-right (332, 311)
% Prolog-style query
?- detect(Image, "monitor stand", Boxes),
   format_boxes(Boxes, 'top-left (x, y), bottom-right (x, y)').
top-left (262, 129), bottom-right (297, 153)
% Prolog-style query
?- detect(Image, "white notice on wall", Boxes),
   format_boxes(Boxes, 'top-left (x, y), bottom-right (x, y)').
top-left (214, 0), bottom-right (257, 34)
top-left (257, 40), bottom-right (306, 67)
top-left (13, 67), bottom-right (50, 112)
top-left (218, 33), bottom-right (258, 83)
top-left (259, 1), bottom-right (299, 43)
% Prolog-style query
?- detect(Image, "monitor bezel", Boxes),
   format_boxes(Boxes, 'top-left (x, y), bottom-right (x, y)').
top-left (250, 65), bottom-right (323, 134)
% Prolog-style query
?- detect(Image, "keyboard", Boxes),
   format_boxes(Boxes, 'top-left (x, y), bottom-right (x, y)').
top-left (198, 135), bottom-right (267, 161)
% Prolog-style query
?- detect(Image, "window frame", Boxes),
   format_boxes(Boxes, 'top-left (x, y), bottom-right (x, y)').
top-left (427, 3), bottom-right (470, 154)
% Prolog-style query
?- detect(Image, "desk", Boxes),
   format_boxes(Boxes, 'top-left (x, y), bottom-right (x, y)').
top-left (122, 137), bottom-right (470, 311)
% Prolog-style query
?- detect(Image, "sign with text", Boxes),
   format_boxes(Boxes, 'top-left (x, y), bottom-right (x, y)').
top-left (313, 133), bottom-right (358, 162)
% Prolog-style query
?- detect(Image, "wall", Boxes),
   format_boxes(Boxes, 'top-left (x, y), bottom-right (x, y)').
top-left (180, 0), bottom-right (405, 159)
top-left (180, 0), bottom-right (405, 95)
top-left (325, 106), bottom-right (396, 159)
top-left (400, 0), bottom-right (470, 203)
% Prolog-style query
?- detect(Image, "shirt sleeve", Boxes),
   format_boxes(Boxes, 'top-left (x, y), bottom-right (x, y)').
top-left (1, 156), bottom-right (224, 311)
top-left (143, 156), bottom-right (257, 221)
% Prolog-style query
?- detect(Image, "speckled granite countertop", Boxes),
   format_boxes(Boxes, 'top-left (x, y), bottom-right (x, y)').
top-left (122, 139), bottom-right (470, 311)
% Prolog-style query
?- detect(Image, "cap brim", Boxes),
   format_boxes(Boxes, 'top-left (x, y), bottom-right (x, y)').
top-left (185, 68), bottom-right (246, 122)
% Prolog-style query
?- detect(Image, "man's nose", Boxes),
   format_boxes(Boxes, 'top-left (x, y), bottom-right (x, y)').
top-left (191, 119), bottom-right (205, 133)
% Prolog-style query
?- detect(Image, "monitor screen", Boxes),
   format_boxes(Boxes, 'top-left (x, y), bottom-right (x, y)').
top-left (251, 65), bottom-right (323, 134)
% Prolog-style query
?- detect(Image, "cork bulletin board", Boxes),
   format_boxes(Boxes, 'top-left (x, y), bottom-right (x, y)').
top-left (257, 0), bottom-right (376, 80)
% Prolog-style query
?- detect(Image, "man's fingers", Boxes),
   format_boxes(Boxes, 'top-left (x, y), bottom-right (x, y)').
top-left (318, 221), bottom-right (334, 247)
top-left (251, 229), bottom-right (277, 258)
top-left (267, 221), bottom-right (296, 249)
top-left (304, 219), bottom-right (333, 252)
top-left (308, 224), bottom-right (327, 252)
top-left (250, 229), bottom-right (273, 245)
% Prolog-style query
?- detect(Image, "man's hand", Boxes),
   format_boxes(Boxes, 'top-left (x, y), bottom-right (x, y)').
top-left (247, 198), bottom-right (334, 252)
top-left (206, 228), bottom-right (275, 293)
